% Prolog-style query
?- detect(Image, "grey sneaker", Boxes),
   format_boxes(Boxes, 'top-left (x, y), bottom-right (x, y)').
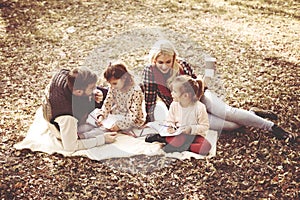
top-left (250, 107), bottom-right (278, 120)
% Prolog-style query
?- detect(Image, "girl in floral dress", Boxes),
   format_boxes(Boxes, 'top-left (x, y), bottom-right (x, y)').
top-left (95, 61), bottom-right (145, 133)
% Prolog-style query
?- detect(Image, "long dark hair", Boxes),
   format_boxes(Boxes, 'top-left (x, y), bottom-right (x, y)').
top-left (103, 61), bottom-right (134, 88)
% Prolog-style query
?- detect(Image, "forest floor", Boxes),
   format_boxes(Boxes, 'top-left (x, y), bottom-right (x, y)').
top-left (1, 0), bottom-right (299, 199)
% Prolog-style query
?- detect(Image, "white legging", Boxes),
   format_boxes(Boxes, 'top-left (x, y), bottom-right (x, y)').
top-left (154, 90), bottom-right (274, 131)
top-left (201, 90), bottom-right (274, 131)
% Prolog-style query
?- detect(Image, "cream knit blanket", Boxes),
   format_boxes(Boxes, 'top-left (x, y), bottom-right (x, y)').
top-left (14, 107), bottom-right (218, 160)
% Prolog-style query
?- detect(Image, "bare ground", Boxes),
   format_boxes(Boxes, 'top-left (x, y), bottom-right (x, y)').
top-left (0, 0), bottom-right (299, 199)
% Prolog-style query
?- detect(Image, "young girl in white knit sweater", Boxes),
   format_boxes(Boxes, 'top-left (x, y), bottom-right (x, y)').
top-left (146, 75), bottom-right (212, 155)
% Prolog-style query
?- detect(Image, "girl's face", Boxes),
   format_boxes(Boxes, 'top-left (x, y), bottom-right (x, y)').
top-left (171, 82), bottom-right (184, 102)
top-left (108, 77), bottom-right (126, 90)
top-left (154, 54), bottom-right (173, 74)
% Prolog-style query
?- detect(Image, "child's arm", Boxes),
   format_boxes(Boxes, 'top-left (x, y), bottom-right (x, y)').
top-left (96, 88), bottom-right (114, 125)
top-left (93, 88), bottom-right (104, 104)
top-left (93, 87), bottom-right (108, 108)
top-left (190, 102), bottom-right (209, 137)
top-left (166, 102), bottom-right (178, 134)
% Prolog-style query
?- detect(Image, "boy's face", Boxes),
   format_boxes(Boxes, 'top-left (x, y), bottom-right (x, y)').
top-left (73, 83), bottom-right (96, 96)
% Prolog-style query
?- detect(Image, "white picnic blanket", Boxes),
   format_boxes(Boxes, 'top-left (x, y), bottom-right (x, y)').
top-left (14, 107), bottom-right (218, 160)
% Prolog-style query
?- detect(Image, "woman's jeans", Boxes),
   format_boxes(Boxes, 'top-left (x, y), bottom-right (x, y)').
top-left (200, 90), bottom-right (274, 131)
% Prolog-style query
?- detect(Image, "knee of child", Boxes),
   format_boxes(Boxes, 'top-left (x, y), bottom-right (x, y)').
top-left (190, 140), bottom-right (211, 155)
top-left (166, 134), bottom-right (186, 147)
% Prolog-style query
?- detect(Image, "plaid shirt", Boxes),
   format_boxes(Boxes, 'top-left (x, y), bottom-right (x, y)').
top-left (142, 59), bottom-right (197, 122)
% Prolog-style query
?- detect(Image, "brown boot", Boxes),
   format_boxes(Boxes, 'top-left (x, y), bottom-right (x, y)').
top-left (250, 107), bottom-right (278, 120)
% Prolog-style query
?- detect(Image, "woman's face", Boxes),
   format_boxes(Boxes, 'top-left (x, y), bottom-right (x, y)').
top-left (154, 54), bottom-right (173, 74)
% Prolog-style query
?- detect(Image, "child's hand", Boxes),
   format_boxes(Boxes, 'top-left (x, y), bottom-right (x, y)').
top-left (93, 89), bottom-right (103, 103)
top-left (109, 124), bottom-right (120, 132)
top-left (167, 127), bottom-right (176, 134)
top-left (96, 116), bottom-right (103, 127)
top-left (104, 132), bottom-right (117, 144)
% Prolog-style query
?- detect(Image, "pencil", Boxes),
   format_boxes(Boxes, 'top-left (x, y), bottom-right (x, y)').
top-left (90, 113), bottom-right (98, 120)
top-left (158, 124), bottom-right (178, 130)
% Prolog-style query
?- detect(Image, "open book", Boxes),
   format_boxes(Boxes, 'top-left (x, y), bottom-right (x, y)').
top-left (86, 110), bottom-right (182, 137)
top-left (86, 109), bottom-right (124, 129)
top-left (86, 109), bottom-right (99, 126)
top-left (127, 122), bottom-right (182, 138)
top-left (146, 121), bottom-right (182, 137)
top-left (101, 114), bottom-right (124, 129)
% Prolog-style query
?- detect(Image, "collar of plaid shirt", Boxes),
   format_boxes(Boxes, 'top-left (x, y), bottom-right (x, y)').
top-left (152, 66), bottom-right (185, 102)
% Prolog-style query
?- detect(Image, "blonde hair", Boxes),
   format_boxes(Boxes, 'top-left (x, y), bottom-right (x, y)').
top-left (149, 40), bottom-right (182, 85)
top-left (169, 75), bottom-right (204, 102)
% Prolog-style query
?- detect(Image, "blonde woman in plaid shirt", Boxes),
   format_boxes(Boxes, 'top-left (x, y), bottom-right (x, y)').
top-left (142, 39), bottom-right (296, 142)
